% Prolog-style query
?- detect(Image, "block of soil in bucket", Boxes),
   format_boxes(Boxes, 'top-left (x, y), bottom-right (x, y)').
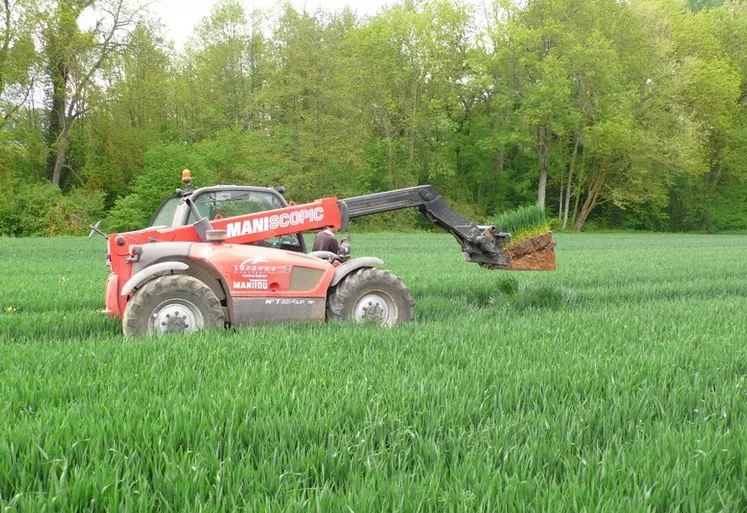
top-left (504, 232), bottom-right (557, 271)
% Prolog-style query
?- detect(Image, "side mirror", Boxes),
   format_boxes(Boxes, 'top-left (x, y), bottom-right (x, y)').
top-left (88, 220), bottom-right (108, 240)
top-left (339, 236), bottom-right (352, 258)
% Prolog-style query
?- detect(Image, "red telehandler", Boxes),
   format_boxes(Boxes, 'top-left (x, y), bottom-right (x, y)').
top-left (92, 171), bottom-right (546, 336)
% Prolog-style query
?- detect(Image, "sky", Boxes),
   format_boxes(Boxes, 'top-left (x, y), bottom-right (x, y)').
top-left (148, 0), bottom-right (398, 49)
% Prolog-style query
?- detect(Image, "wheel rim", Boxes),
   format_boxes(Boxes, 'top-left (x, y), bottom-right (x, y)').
top-left (150, 299), bottom-right (204, 335)
top-left (353, 292), bottom-right (396, 326)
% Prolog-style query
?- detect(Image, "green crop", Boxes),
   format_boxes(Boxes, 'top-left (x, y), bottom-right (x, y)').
top-left (491, 205), bottom-right (551, 244)
top-left (1, 233), bottom-right (747, 512)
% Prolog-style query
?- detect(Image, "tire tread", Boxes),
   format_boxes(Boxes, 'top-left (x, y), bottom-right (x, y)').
top-left (123, 274), bottom-right (224, 336)
top-left (326, 267), bottom-right (414, 324)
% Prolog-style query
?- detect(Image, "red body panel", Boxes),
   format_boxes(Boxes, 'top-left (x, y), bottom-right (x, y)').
top-left (189, 243), bottom-right (335, 298)
top-left (104, 273), bottom-right (120, 317)
top-left (106, 225), bottom-right (203, 316)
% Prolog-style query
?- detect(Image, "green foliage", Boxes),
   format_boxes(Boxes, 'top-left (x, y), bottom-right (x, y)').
top-left (44, 188), bottom-right (106, 236)
top-left (0, 183), bottom-right (105, 237)
top-left (4, 0), bottom-right (747, 236)
top-left (14, 182), bottom-right (66, 236)
top-left (105, 194), bottom-right (149, 232)
top-left (2, 233), bottom-right (747, 510)
top-left (0, 188), bottom-right (20, 237)
top-left (708, 177), bottom-right (747, 232)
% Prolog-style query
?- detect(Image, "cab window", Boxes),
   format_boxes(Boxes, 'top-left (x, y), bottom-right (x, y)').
top-left (189, 190), bottom-right (303, 251)
top-left (188, 190), bottom-right (286, 223)
top-left (150, 196), bottom-right (180, 227)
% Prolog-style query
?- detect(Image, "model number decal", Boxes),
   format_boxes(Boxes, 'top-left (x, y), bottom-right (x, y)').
top-left (265, 299), bottom-right (317, 305)
top-left (226, 207), bottom-right (324, 238)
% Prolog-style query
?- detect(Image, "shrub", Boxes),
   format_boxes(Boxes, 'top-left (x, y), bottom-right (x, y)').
top-left (15, 182), bottom-right (63, 236)
top-left (106, 193), bottom-right (149, 232)
top-left (708, 180), bottom-right (747, 232)
top-left (46, 188), bottom-right (106, 236)
top-left (0, 177), bottom-right (21, 236)
top-left (3, 183), bottom-right (105, 236)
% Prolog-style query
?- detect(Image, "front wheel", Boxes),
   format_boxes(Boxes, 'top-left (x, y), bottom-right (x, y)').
top-left (327, 268), bottom-right (414, 326)
top-left (123, 275), bottom-right (224, 336)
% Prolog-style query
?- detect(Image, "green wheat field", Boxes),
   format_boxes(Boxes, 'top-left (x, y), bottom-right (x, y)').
top-left (1, 233), bottom-right (747, 512)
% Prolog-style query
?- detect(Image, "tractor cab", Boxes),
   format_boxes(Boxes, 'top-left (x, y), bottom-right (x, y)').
top-left (149, 176), bottom-right (306, 253)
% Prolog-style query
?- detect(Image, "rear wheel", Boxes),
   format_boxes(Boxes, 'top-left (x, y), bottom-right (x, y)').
top-left (123, 275), bottom-right (224, 336)
top-left (327, 268), bottom-right (414, 326)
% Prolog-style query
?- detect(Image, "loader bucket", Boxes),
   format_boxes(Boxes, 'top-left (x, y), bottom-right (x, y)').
top-left (503, 232), bottom-right (557, 271)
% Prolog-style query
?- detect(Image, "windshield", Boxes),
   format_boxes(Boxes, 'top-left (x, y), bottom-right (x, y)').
top-left (187, 190), bottom-right (286, 224)
top-left (150, 196), bottom-right (180, 227)
top-left (189, 190), bottom-right (302, 251)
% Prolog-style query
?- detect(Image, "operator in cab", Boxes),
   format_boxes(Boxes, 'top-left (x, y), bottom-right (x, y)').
top-left (313, 226), bottom-right (340, 254)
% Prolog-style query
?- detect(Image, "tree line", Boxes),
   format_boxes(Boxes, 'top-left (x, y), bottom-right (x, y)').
top-left (1, 0), bottom-right (746, 236)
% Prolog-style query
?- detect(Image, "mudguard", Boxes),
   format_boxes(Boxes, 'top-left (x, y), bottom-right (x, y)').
top-left (331, 257), bottom-right (384, 287)
top-left (308, 250), bottom-right (339, 261)
top-left (121, 261), bottom-right (189, 296)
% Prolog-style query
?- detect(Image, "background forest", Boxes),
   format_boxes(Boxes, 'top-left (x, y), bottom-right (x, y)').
top-left (1, 0), bottom-right (746, 236)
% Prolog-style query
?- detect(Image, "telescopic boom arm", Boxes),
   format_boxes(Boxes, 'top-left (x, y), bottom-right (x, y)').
top-left (192, 185), bottom-right (510, 268)
top-left (338, 186), bottom-right (510, 267)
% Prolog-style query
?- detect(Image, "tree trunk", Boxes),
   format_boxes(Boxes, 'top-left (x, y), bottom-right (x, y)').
top-left (571, 188), bottom-right (581, 228)
top-left (701, 158), bottom-right (722, 231)
top-left (419, 149), bottom-right (430, 185)
top-left (383, 118), bottom-right (394, 187)
top-left (406, 88), bottom-right (418, 188)
top-left (572, 196), bottom-right (598, 232)
top-left (0, 0), bottom-right (11, 99)
top-left (558, 167), bottom-right (564, 219)
top-left (536, 125), bottom-right (550, 208)
top-left (51, 122), bottom-right (71, 187)
top-left (570, 144), bottom-right (586, 228)
top-left (455, 145), bottom-right (461, 175)
top-left (537, 166), bottom-right (547, 208)
top-left (562, 130), bottom-right (582, 229)
top-left (489, 99), bottom-right (508, 182)
top-left (455, 118), bottom-right (464, 179)
top-left (292, 95), bottom-right (301, 167)
top-left (46, 61), bottom-right (68, 180)
top-left (492, 146), bottom-right (505, 175)
top-left (572, 167), bottom-right (605, 231)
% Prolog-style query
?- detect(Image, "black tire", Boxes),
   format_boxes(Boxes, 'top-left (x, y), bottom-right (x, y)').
top-left (123, 274), bottom-right (224, 337)
top-left (327, 267), bottom-right (414, 326)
